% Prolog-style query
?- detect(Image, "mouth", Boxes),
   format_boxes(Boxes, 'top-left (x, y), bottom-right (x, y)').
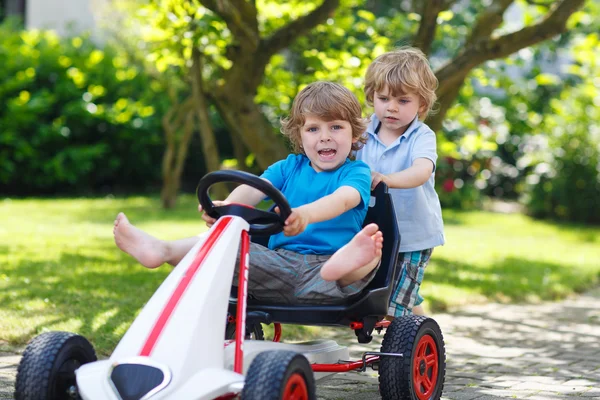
top-left (385, 116), bottom-right (399, 121)
top-left (317, 148), bottom-right (337, 159)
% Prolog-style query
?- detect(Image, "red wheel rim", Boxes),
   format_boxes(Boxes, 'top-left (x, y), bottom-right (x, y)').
top-left (412, 334), bottom-right (439, 400)
top-left (283, 372), bottom-right (309, 400)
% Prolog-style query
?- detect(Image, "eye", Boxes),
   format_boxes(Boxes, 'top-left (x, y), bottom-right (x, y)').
top-left (306, 126), bottom-right (318, 132)
top-left (331, 125), bottom-right (343, 130)
top-left (378, 96), bottom-right (388, 101)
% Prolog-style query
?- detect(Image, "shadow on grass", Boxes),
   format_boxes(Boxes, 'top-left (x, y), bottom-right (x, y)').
top-left (426, 255), bottom-right (599, 312)
top-left (0, 247), bottom-right (170, 355)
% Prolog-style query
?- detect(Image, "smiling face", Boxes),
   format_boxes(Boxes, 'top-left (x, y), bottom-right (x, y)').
top-left (373, 86), bottom-right (425, 137)
top-left (300, 115), bottom-right (356, 172)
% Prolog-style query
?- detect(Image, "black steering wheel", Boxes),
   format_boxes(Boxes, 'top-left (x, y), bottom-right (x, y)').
top-left (196, 170), bottom-right (292, 235)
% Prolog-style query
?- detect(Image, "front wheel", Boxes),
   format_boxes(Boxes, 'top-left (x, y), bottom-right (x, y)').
top-left (379, 315), bottom-right (446, 400)
top-left (15, 331), bottom-right (97, 400)
top-left (242, 350), bottom-right (316, 400)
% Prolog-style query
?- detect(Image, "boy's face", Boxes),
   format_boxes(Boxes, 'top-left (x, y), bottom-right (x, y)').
top-left (373, 86), bottom-right (425, 136)
top-left (300, 115), bottom-right (356, 173)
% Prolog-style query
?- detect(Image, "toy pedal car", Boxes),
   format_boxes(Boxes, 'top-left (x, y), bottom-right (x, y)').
top-left (15, 170), bottom-right (445, 400)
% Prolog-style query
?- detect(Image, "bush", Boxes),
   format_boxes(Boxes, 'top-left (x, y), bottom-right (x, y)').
top-left (0, 20), bottom-right (169, 195)
top-left (435, 156), bottom-right (484, 210)
top-left (523, 82), bottom-right (600, 224)
top-left (524, 132), bottom-right (600, 224)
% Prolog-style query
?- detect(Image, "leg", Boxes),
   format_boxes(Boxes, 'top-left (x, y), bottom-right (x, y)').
top-left (320, 223), bottom-right (383, 287)
top-left (113, 212), bottom-right (202, 268)
top-left (387, 249), bottom-right (432, 318)
top-left (233, 244), bottom-right (300, 304)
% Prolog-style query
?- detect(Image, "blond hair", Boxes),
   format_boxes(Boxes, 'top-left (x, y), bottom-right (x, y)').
top-left (281, 81), bottom-right (367, 154)
top-left (364, 46), bottom-right (438, 119)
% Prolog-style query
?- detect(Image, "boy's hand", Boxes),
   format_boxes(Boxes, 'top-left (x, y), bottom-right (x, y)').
top-left (371, 171), bottom-right (388, 190)
top-left (198, 200), bottom-right (230, 227)
top-left (283, 207), bottom-right (311, 236)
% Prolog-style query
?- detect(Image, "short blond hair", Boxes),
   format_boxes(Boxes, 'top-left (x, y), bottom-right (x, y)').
top-left (281, 81), bottom-right (367, 154)
top-left (364, 47), bottom-right (438, 119)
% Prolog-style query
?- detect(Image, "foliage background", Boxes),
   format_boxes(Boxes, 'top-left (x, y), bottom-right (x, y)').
top-left (2, 0), bottom-right (599, 223)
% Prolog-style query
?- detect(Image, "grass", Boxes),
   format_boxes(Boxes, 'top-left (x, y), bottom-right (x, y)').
top-left (1, 196), bottom-right (599, 355)
top-left (426, 210), bottom-right (600, 312)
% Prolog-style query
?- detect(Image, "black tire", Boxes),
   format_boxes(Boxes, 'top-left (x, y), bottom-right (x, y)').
top-left (15, 331), bottom-right (97, 400)
top-left (225, 321), bottom-right (265, 340)
top-left (242, 350), bottom-right (316, 400)
top-left (379, 315), bottom-right (446, 400)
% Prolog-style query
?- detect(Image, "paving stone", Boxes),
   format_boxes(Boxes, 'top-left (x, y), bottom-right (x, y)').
top-left (1, 287), bottom-right (599, 399)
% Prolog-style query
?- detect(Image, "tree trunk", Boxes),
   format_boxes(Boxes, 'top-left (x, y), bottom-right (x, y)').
top-left (212, 92), bottom-right (289, 169)
top-left (190, 48), bottom-right (229, 200)
top-left (160, 99), bottom-right (195, 208)
top-left (202, 0), bottom-right (340, 169)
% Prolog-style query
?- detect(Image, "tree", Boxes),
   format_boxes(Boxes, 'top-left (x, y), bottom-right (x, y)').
top-left (197, 0), bottom-right (586, 170)
top-left (116, 0), bottom-right (588, 207)
top-left (426, 0), bottom-right (586, 133)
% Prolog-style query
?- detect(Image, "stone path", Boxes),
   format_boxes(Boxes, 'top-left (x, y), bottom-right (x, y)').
top-left (2, 287), bottom-right (599, 399)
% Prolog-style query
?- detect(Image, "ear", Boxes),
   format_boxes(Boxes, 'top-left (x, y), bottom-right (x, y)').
top-left (418, 98), bottom-right (427, 115)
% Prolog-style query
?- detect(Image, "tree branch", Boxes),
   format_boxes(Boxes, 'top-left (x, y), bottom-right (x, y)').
top-left (466, 0), bottom-right (514, 46)
top-left (436, 0), bottom-right (585, 98)
top-left (259, 0), bottom-right (340, 59)
top-left (201, 0), bottom-right (259, 48)
top-left (525, 0), bottom-right (554, 7)
top-left (414, 0), bottom-right (452, 55)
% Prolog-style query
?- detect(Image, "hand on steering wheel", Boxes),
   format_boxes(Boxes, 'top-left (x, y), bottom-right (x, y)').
top-left (196, 170), bottom-right (292, 235)
top-left (198, 200), bottom-right (230, 227)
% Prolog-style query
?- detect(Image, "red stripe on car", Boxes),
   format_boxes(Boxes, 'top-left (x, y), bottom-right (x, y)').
top-left (139, 217), bottom-right (233, 356)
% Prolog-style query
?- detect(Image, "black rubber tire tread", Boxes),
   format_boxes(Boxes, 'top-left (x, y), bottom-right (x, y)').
top-left (225, 322), bottom-right (265, 340)
top-left (242, 350), bottom-right (316, 400)
top-left (15, 331), bottom-right (97, 400)
top-left (379, 315), bottom-right (446, 400)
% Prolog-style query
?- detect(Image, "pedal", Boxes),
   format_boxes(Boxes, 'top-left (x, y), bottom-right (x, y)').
top-left (361, 351), bottom-right (404, 372)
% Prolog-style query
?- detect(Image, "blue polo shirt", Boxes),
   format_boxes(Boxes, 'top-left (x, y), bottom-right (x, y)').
top-left (356, 115), bottom-right (445, 252)
top-left (261, 154), bottom-right (371, 255)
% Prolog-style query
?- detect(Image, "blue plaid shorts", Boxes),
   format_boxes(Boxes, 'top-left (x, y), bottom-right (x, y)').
top-left (388, 248), bottom-right (433, 317)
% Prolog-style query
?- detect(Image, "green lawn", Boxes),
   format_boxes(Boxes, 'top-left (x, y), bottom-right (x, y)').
top-left (1, 196), bottom-right (599, 355)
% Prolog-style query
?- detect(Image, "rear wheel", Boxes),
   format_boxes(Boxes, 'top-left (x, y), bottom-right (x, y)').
top-left (15, 331), bottom-right (97, 400)
top-left (242, 350), bottom-right (315, 400)
top-left (379, 315), bottom-right (446, 400)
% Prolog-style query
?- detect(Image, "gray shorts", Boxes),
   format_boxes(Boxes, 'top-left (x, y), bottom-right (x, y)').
top-left (233, 242), bottom-right (377, 305)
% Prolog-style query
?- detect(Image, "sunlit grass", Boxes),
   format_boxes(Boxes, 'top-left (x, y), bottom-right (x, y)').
top-left (423, 209), bottom-right (600, 312)
top-left (1, 196), bottom-right (599, 355)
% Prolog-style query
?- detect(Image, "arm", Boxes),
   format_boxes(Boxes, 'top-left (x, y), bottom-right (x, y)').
top-left (283, 186), bottom-right (361, 236)
top-left (371, 158), bottom-right (434, 190)
top-left (224, 182), bottom-right (268, 206)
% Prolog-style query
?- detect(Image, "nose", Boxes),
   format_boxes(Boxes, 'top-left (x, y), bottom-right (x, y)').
top-left (319, 131), bottom-right (332, 142)
top-left (387, 100), bottom-right (398, 112)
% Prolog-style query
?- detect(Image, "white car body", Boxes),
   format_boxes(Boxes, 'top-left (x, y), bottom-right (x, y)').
top-left (75, 215), bottom-right (346, 400)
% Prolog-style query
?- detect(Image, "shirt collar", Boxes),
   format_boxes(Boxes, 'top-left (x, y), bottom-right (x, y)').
top-left (366, 114), bottom-right (423, 143)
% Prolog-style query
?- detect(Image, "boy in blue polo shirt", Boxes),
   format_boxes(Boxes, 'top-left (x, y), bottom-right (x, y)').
top-left (114, 81), bottom-right (383, 304)
top-left (356, 47), bottom-right (445, 317)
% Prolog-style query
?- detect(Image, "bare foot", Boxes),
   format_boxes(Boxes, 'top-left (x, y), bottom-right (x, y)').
top-left (320, 223), bottom-right (383, 283)
top-left (113, 212), bottom-right (167, 269)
